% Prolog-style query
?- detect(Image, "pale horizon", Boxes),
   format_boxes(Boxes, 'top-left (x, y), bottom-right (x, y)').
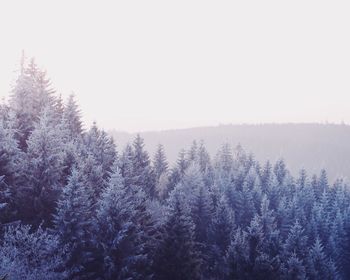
top-left (1, 0), bottom-right (350, 132)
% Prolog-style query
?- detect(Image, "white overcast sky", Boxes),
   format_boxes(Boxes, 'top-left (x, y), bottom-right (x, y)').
top-left (0, 0), bottom-right (349, 132)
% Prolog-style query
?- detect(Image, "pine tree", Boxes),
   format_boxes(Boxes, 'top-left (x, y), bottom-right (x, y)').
top-left (273, 159), bottom-right (287, 186)
top-left (175, 164), bottom-right (205, 209)
top-left (227, 228), bottom-right (250, 279)
top-left (0, 94), bottom-right (23, 223)
top-left (153, 192), bottom-right (202, 280)
top-left (153, 144), bottom-right (168, 182)
top-left (76, 154), bottom-right (106, 203)
top-left (283, 220), bottom-right (308, 260)
top-left (63, 94), bottom-right (83, 138)
top-left (258, 195), bottom-right (281, 261)
top-left (306, 238), bottom-right (338, 280)
top-left (21, 108), bottom-right (65, 226)
top-left (84, 122), bottom-right (116, 179)
top-left (132, 134), bottom-right (156, 197)
top-left (197, 140), bottom-right (214, 187)
top-left (166, 149), bottom-right (189, 193)
top-left (95, 165), bottom-right (140, 279)
top-left (318, 169), bottom-right (329, 197)
top-left (0, 176), bottom-right (12, 224)
top-left (10, 57), bottom-right (56, 149)
top-left (208, 196), bottom-right (234, 279)
top-left (281, 253), bottom-right (307, 280)
top-left (53, 168), bottom-right (94, 279)
top-left (0, 224), bottom-right (66, 280)
top-left (191, 183), bottom-right (213, 249)
top-left (188, 140), bottom-right (198, 163)
top-left (258, 161), bottom-right (273, 194)
top-left (0, 118), bottom-right (22, 186)
top-left (54, 94), bottom-right (65, 124)
top-left (215, 143), bottom-right (233, 174)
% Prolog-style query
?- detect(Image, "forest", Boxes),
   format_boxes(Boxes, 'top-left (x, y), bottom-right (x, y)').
top-left (0, 58), bottom-right (349, 280)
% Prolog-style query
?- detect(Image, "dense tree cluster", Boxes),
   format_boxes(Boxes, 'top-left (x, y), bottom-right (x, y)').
top-left (0, 58), bottom-right (349, 279)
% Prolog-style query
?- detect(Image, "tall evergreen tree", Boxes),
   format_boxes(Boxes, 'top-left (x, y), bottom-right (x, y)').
top-left (63, 94), bottom-right (83, 139)
top-left (0, 224), bottom-right (66, 280)
top-left (84, 122), bottom-right (116, 179)
top-left (0, 118), bottom-right (22, 186)
top-left (21, 108), bottom-right (65, 226)
top-left (119, 143), bottom-right (135, 188)
top-left (153, 144), bottom-right (168, 182)
top-left (153, 192), bottom-right (202, 280)
top-left (95, 165), bottom-right (142, 279)
top-left (10, 57), bottom-right (56, 149)
top-left (54, 168), bottom-right (94, 279)
top-left (132, 134), bottom-right (156, 197)
top-left (306, 238), bottom-right (338, 280)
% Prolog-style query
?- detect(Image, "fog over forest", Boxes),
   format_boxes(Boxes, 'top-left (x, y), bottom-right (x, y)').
top-left (0, 58), bottom-right (349, 280)
top-left (111, 123), bottom-right (350, 182)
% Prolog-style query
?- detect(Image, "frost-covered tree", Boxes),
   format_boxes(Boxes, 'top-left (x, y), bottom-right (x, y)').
top-left (306, 238), bottom-right (338, 280)
top-left (153, 191), bottom-right (202, 280)
top-left (76, 154), bottom-right (106, 202)
top-left (95, 165), bottom-right (139, 279)
top-left (20, 108), bottom-right (65, 226)
top-left (119, 143), bottom-right (135, 188)
top-left (0, 118), bottom-right (22, 186)
top-left (283, 220), bottom-right (308, 260)
top-left (63, 94), bottom-right (83, 139)
top-left (53, 169), bottom-right (94, 278)
top-left (188, 140), bottom-right (199, 163)
top-left (227, 228), bottom-right (250, 279)
top-left (0, 224), bottom-right (66, 280)
top-left (84, 122), bottom-right (116, 179)
top-left (95, 163), bottom-right (157, 279)
top-left (191, 184), bottom-right (213, 246)
top-left (208, 196), bottom-right (234, 279)
top-left (215, 143), bottom-right (233, 174)
top-left (274, 159), bottom-right (287, 186)
top-left (10, 57), bottom-right (56, 149)
top-left (281, 253), bottom-right (307, 280)
top-left (132, 134), bottom-right (156, 197)
top-left (153, 144), bottom-right (168, 182)
top-left (166, 149), bottom-right (189, 194)
top-left (2, 57), bottom-right (350, 279)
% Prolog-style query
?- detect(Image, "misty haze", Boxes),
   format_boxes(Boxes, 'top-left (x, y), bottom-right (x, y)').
top-left (0, 1), bottom-right (350, 280)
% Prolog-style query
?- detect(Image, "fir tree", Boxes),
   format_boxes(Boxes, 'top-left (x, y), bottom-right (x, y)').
top-left (63, 94), bottom-right (83, 139)
top-left (132, 134), bottom-right (156, 197)
top-left (21, 108), bottom-right (65, 226)
top-left (0, 224), bottom-right (66, 280)
top-left (53, 168), bottom-right (94, 279)
top-left (153, 144), bottom-right (168, 182)
top-left (153, 192), bottom-right (202, 280)
top-left (95, 165), bottom-right (141, 279)
top-left (10, 57), bottom-right (56, 149)
top-left (306, 238), bottom-right (339, 280)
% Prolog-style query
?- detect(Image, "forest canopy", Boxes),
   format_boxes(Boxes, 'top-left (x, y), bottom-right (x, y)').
top-left (0, 58), bottom-right (349, 279)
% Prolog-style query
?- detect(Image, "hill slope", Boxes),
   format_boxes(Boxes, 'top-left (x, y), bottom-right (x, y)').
top-left (110, 123), bottom-right (350, 182)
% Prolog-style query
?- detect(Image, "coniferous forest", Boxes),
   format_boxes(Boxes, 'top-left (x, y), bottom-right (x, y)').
top-left (1, 58), bottom-right (350, 280)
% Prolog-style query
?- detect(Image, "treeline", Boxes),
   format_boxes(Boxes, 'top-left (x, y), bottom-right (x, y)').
top-left (0, 58), bottom-right (349, 279)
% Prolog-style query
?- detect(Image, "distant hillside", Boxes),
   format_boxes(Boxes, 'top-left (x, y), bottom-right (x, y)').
top-left (110, 123), bottom-right (350, 182)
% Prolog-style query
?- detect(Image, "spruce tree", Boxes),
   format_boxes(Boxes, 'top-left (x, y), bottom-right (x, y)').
top-left (132, 134), bottom-right (156, 197)
top-left (153, 143), bottom-right (168, 182)
top-left (63, 94), bottom-right (83, 139)
top-left (154, 192), bottom-right (202, 280)
top-left (0, 224), bottom-right (66, 280)
top-left (53, 168), bottom-right (94, 279)
top-left (10, 57), bottom-right (56, 149)
top-left (21, 108), bottom-right (65, 226)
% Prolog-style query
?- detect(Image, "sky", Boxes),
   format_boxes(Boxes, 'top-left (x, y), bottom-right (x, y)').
top-left (0, 0), bottom-right (349, 132)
